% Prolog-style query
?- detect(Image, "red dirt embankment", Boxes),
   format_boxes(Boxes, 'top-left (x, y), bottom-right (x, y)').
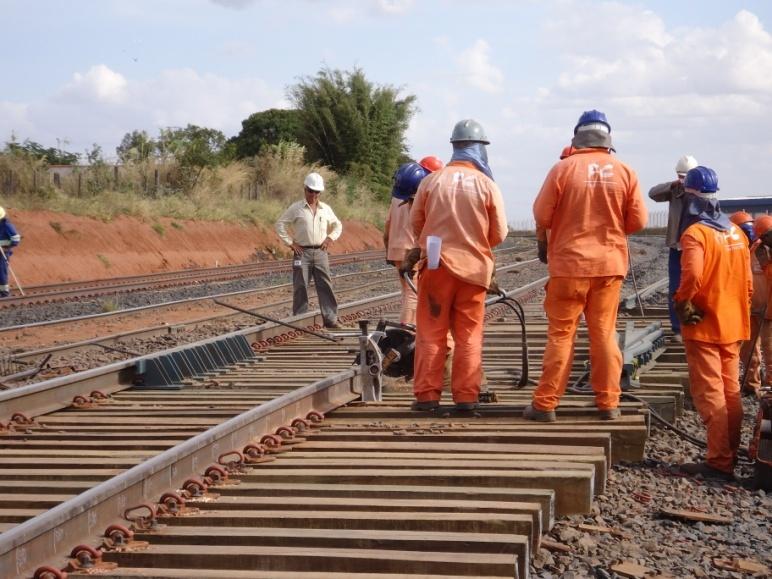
top-left (4, 209), bottom-right (384, 286)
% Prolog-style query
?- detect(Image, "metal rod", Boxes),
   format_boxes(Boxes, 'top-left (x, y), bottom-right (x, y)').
top-left (213, 299), bottom-right (340, 342)
top-left (626, 239), bottom-right (645, 317)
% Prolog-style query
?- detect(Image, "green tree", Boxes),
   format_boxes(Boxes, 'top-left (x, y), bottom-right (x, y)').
top-left (231, 108), bottom-right (302, 158)
top-left (5, 138), bottom-right (79, 165)
top-left (288, 67), bottom-right (416, 193)
top-left (116, 130), bottom-right (156, 163)
top-left (158, 124), bottom-right (230, 189)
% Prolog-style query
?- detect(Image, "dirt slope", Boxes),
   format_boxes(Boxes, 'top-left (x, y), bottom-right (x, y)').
top-left (4, 209), bottom-right (384, 286)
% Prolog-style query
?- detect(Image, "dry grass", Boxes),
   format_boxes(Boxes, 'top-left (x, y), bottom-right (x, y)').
top-left (0, 144), bottom-right (387, 227)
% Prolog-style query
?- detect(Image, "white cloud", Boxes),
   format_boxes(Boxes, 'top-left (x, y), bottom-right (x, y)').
top-left (456, 39), bottom-right (504, 93)
top-left (210, 0), bottom-right (257, 9)
top-left (0, 65), bottom-right (285, 160)
top-left (374, 0), bottom-right (415, 14)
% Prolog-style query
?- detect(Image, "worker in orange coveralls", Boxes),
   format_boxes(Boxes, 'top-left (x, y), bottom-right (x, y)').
top-left (729, 211), bottom-right (765, 397)
top-left (753, 215), bottom-right (772, 393)
top-left (384, 157), bottom-right (444, 325)
top-left (673, 166), bottom-right (751, 480)
top-left (401, 119), bottom-right (508, 412)
top-left (525, 110), bottom-right (648, 422)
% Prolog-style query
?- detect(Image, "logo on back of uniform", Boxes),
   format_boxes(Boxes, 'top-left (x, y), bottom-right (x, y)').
top-left (587, 163), bottom-right (614, 180)
top-left (721, 225), bottom-right (746, 250)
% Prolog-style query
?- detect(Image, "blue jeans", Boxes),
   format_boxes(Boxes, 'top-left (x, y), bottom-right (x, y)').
top-left (668, 248), bottom-right (682, 334)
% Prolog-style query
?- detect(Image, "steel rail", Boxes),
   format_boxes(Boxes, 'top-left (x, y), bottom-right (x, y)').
top-left (0, 369), bottom-right (362, 579)
top-left (0, 266), bottom-right (395, 334)
top-left (0, 291), bottom-right (401, 423)
top-left (0, 250), bottom-right (387, 308)
top-left (621, 277), bottom-right (668, 311)
top-left (4, 259), bottom-right (540, 369)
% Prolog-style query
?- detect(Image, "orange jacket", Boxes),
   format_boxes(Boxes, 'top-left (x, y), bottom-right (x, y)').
top-left (384, 198), bottom-right (415, 261)
top-left (532, 149), bottom-right (647, 277)
top-left (674, 223), bottom-right (752, 343)
top-left (411, 161), bottom-right (508, 288)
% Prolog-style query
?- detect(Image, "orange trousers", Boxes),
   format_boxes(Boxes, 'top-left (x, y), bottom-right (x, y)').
top-left (413, 265), bottom-right (486, 404)
top-left (393, 260), bottom-right (418, 325)
top-left (533, 276), bottom-right (623, 411)
top-left (740, 315), bottom-right (763, 391)
top-left (683, 339), bottom-right (743, 473)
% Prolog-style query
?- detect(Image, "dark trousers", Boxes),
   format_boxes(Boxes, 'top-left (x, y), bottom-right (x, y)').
top-left (668, 247), bottom-right (682, 334)
top-left (0, 252), bottom-right (9, 295)
top-left (292, 248), bottom-right (338, 325)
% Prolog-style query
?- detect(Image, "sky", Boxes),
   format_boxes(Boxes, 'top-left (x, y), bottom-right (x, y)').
top-left (2, 0), bottom-right (772, 222)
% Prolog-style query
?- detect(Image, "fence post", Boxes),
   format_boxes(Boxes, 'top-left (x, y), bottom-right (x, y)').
top-left (77, 172), bottom-right (82, 197)
top-left (114, 165), bottom-right (119, 188)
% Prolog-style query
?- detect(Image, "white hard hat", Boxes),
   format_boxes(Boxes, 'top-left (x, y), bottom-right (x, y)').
top-left (0, 206), bottom-right (5, 220)
top-left (304, 172), bottom-right (324, 192)
top-left (675, 155), bottom-right (698, 176)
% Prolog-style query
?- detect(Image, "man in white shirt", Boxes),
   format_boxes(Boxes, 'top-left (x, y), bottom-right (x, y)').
top-left (275, 172), bottom-right (343, 328)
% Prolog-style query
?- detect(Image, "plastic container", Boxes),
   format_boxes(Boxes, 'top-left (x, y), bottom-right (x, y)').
top-left (426, 235), bottom-right (442, 270)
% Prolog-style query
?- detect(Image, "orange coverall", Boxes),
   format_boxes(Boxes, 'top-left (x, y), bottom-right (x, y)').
top-left (674, 223), bottom-right (752, 473)
top-left (532, 148), bottom-right (647, 411)
top-left (410, 161), bottom-right (508, 404)
top-left (739, 239), bottom-right (767, 392)
top-left (384, 198), bottom-right (418, 324)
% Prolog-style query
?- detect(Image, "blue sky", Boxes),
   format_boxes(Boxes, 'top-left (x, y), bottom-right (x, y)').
top-left (2, 0), bottom-right (772, 222)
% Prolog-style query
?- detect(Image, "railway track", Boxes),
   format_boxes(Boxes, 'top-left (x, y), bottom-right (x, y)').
top-left (0, 259), bottom-right (686, 578)
top-left (0, 249), bottom-right (391, 309)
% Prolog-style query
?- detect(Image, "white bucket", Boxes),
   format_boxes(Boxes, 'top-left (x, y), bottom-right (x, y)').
top-left (426, 235), bottom-right (442, 270)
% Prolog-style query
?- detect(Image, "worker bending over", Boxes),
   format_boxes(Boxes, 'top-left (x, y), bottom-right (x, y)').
top-left (0, 206), bottom-right (21, 298)
top-left (384, 157), bottom-right (443, 325)
top-left (754, 215), bottom-right (772, 393)
top-left (674, 167), bottom-right (751, 481)
top-left (404, 119), bottom-right (508, 412)
top-left (526, 110), bottom-right (647, 422)
top-left (730, 212), bottom-right (765, 397)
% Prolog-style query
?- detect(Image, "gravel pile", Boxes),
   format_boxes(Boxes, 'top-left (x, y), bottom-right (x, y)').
top-left (533, 397), bottom-right (771, 578)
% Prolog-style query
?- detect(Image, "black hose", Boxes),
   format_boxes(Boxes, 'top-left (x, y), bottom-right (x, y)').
top-left (491, 295), bottom-right (529, 389)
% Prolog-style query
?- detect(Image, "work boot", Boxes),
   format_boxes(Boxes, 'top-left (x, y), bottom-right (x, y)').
top-left (453, 401), bottom-right (479, 412)
top-left (672, 333), bottom-right (683, 344)
top-left (0, 291), bottom-right (9, 298)
top-left (324, 321), bottom-right (342, 329)
top-left (598, 408), bottom-right (621, 421)
top-left (678, 461), bottom-right (735, 482)
top-left (411, 400), bottom-right (439, 412)
top-left (523, 404), bottom-right (556, 422)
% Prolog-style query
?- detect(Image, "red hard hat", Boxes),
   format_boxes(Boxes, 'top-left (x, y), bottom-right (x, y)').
top-left (560, 145), bottom-right (574, 160)
top-left (729, 211), bottom-right (753, 226)
top-left (418, 156), bottom-right (444, 172)
top-left (754, 215), bottom-right (772, 238)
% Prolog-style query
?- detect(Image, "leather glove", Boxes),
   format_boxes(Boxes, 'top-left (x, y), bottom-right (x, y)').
top-left (487, 269), bottom-right (504, 296)
top-left (674, 300), bottom-right (705, 326)
top-left (399, 248), bottom-right (421, 278)
top-left (537, 239), bottom-right (548, 264)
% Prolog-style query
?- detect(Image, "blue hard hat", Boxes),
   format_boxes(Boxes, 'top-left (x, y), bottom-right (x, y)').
top-left (574, 109), bottom-right (611, 134)
top-left (391, 162), bottom-right (429, 201)
top-left (684, 166), bottom-right (719, 193)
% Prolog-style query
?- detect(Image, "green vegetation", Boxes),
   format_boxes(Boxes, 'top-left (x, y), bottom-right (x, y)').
top-left (100, 298), bottom-right (119, 312)
top-left (151, 223), bottom-right (166, 236)
top-left (0, 67), bottom-right (411, 228)
top-left (170, 221), bottom-right (183, 230)
top-left (49, 221), bottom-right (63, 234)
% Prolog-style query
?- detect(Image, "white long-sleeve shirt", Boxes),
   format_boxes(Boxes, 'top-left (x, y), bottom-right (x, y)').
top-left (275, 200), bottom-right (343, 247)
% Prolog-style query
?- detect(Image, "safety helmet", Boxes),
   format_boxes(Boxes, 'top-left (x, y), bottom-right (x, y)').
top-left (675, 155), bottom-right (698, 177)
top-left (450, 119), bottom-right (490, 144)
top-left (0, 206), bottom-right (5, 220)
top-left (684, 166), bottom-right (719, 194)
top-left (303, 172), bottom-right (325, 192)
top-left (754, 215), bottom-right (772, 238)
top-left (729, 211), bottom-right (753, 226)
top-left (418, 156), bottom-right (444, 173)
top-left (560, 145), bottom-right (574, 160)
top-left (574, 109), bottom-right (611, 134)
top-left (391, 162), bottom-right (429, 201)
